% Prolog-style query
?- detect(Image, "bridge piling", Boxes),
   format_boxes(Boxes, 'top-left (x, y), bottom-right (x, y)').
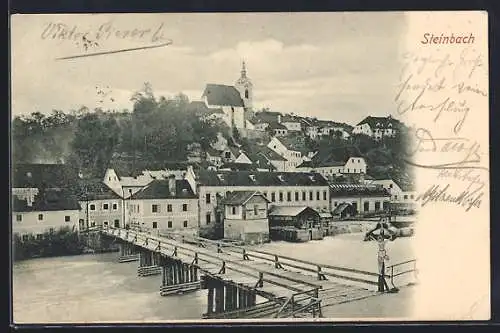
top-left (117, 242), bottom-right (139, 263)
top-left (160, 258), bottom-right (201, 296)
top-left (137, 248), bottom-right (161, 277)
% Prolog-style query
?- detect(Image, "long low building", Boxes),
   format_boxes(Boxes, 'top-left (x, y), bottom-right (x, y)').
top-left (330, 183), bottom-right (391, 218)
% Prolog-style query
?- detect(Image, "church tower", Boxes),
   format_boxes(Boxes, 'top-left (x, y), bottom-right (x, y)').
top-left (235, 61), bottom-right (253, 109)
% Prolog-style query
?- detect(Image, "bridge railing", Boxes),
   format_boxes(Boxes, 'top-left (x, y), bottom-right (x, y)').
top-left (102, 226), bottom-right (321, 296)
top-left (385, 259), bottom-right (418, 289)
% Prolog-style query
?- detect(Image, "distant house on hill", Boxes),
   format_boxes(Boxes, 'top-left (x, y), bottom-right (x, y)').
top-left (296, 146), bottom-right (367, 179)
top-left (280, 115), bottom-right (302, 132)
top-left (246, 145), bottom-right (287, 172)
top-left (267, 135), bottom-right (316, 171)
top-left (268, 122), bottom-right (288, 137)
top-left (352, 115), bottom-right (401, 140)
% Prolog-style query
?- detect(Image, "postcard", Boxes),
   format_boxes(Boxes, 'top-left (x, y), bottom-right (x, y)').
top-left (10, 11), bottom-right (489, 324)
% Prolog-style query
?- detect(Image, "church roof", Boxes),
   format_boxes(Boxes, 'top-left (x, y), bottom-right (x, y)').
top-left (202, 84), bottom-right (244, 107)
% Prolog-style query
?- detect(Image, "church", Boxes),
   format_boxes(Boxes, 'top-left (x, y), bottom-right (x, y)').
top-left (190, 62), bottom-right (255, 133)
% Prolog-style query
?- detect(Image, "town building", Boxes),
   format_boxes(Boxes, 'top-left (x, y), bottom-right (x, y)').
top-left (184, 167), bottom-right (330, 238)
top-left (127, 176), bottom-right (199, 235)
top-left (295, 146), bottom-right (367, 179)
top-left (246, 145), bottom-right (287, 172)
top-left (222, 191), bottom-right (270, 244)
top-left (280, 115), bottom-right (302, 132)
top-left (73, 179), bottom-right (124, 230)
top-left (368, 178), bottom-right (416, 204)
top-left (12, 188), bottom-right (81, 239)
top-left (268, 122), bottom-right (288, 136)
top-left (268, 206), bottom-right (323, 242)
top-left (329, 184), bottom-right (391, 218)
top-left (352, 115), bottom-right (400, 140)
top-left (267, 135), bottom-right (315, 171)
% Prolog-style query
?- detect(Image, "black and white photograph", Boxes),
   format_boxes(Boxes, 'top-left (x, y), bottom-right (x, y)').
top-left (10, 12), bottom-right (489, 323)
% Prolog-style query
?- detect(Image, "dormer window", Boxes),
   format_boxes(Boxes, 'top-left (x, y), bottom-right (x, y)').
top-left (249, 174), bottom-right (256, 182)
top-left (26, 172), bottom-right (32, 178)
top-left (217, 174), bottom-right (225, 182)
top-left (277, 175), bottom-right (285, 182)
top-left (309, 175), bottom-right (316, 182)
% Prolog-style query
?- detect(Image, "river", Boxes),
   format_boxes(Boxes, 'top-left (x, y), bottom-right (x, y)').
top-left (12, 233), bottom-right (414, 323)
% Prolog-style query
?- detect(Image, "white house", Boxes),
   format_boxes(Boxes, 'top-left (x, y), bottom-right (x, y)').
top-left (352, 116), bottom-right (400, 140)
top-left (369, 178), bottom-right (416, 204)
top-left (267, 136), bottom-right (314, 171)
top-left (12, 188), bottom-right (81, 238)
top-left (280, 115), bottom-right (302, 132)
top-left (128, 177), bottom-right (199, 235)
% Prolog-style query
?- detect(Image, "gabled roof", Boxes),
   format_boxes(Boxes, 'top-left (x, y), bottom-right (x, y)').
top-left (268, 206), bottom-right (319, 217)
top-left (356, 116), bottom-right (401, 128)
top-left (12, 163), bottom-right (80, 189)
top-left (130, 179), bottom-right (196, 200)
top-left (205, 147), bottom-right (223, 157)
top-left (222, 191), bottom-right (269, 205)
top-left (73, 179), bottom-right (122, 201)
top-left (268, 122), bottom-right (288, 130)
top-left (281, 115), bottom-right (301, 123)
top-left (253, 111), bottom-right (282, 124)
top-left (219, 162), bottom-right (259, 172)
top-left (202, 84), bottom-right (244, 107)
top-left (187, 101), bottom-right (224, 115)
top-left (274, 135), bottom-right (310, 154)
top-left (196, 170), bottom-right (328, 187)
top-left (13, 188), bottom-right (81, 212)
top-left (298, 145), bottom-right (363, 168)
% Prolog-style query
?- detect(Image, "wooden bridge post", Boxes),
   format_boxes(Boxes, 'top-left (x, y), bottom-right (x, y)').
top-left (214, 281), bottom-right (224, 314)
top-left (224, 284), bottom-right (233, 312)
top-left (239, 289), bottom-right (248, 309)
top-left (231, 285), bottom-right (238, 311)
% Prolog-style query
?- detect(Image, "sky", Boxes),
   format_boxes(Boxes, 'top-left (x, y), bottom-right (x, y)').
top-left (11, 12), bottom-right (407, 125)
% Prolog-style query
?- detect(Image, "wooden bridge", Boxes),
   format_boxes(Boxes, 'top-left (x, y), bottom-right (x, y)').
top-left (96, 226), bottom-right (417, 319)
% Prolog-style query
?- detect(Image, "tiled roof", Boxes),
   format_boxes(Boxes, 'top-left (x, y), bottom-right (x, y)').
top-left (299, 145), bottom-right (362, 168)
top-left (275, 135), bottom-right (310, 154)
top-left (202, 84), bottom-right (244, 107)
top-left (219, 162), bottom-right (259, 171)
top-left (268, 122), bottom-right (288, 130)
top-left (253, 111), bottom-right (282, 124)
top-left (13, 188), bottom-right (81, 212)
top-left (330, 184), bottom-right (390, 197)
top-left (356, 116), bottom-right (401, 129)
top-left (268, 206), bottom-right (318, 217)
top-left (246, 145), bottom-right (287, 162)
top-left (73, 179), bottom-right (122, 201)
top-left (130, 179), bottom-right (196, 200)
top-left (195, 170), bottom-right (329, 187)
top-left (222, 191), bottom-right (268, 205)
top-left (187, 101), bottom-right (224, 115)
top-left (12, 163), bottom-right (80, 189)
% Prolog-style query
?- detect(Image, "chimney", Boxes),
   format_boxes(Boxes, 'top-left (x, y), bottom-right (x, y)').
top-left (168, 175), bottom-right (176, 197)
top-left (277, 114), bottom-right (282, 124)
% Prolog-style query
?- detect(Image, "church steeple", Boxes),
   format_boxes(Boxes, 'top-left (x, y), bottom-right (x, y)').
top-left (235, 60), bottom-right (253, 109)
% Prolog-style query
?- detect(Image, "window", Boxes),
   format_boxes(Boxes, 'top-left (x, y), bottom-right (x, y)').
top-left (295, 191), bottom-right (299, 201)
top-left (103, 203), bottom-right (109, 210)
top-left (167, 221), bottom-right (172, 228)
top-left (36, 234), bottom-right (43, 240)
top-left (112, 203), bottom-right (118, 210)
top-left (22, 234), bottom-right (29, 242)
top-left (323, 191), bottom-right (327, 200)
top-left (225, 151), bottom-right (231, 159)
top-left (167, 204), bottom-right (172, 212)
top-left (279, 192), bottom-right (283, 202)
top-left (90, 204), bottom-right (96, 211)
top-left (316, 191), bottom-right (320, 200)
top-left (152, 222), bottom-right (158, 229)
top-left (410, 195), bottom-right (414, 199)
top-left (152, 204), bottom-right (159, 213)
top-left (206, 213), bottom-right (211, 224)
top-left (91, 221), bottom-right (95, 227)
top-left (245, 89), bottom-right (249, 99)
top-left (114, 219), bottom-right (120, 228)
top-left (16, 214), bottom-right (22, 222)
top-left (182, 204), bottom-right (188, 211)
top-left (287, 192), bottom-right (291, 201)
top-left (65, 216), bottom-right (70, 222)
top-left (38, 214), bottom-right (43, 221)
top-left (254, 205), bottom-right (258, 215)
top-left (206, 193), bottom-right (211, 204)
top-left (389, 184), bottom-right (393, 188)
top-left (347, 168), bottom-right (349, 173)
top-left (271, 193), bottom-right (276, 202)
top-left (375, 202), bottom-right (381, 211)
top-left (309, 191), bottom-right (313, 200)
top-left (334, 201), bottom-right (338, 207)
top-left (302, 191), bottom-right (306, 201)
top-left (394, 195), bottom-right (398, 200)
top-left (263, 191), bottom-right (268, 198)
top-left (183, 221), bottom-right (188, 228)
top-left (364, 202), bottom-right (370, 212)
top-left (404, 195), bottom-right (409, 200)
top-left (104, 221), bottom-right (108, 226)
top-left (232, 206), bottom-right (238, 215)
